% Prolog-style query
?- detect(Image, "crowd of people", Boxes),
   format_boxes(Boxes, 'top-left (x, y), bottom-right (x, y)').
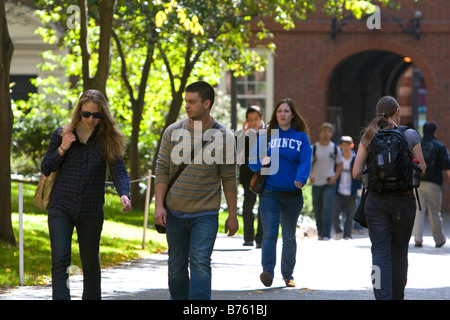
top-left (42, 81), bottom-right (449, 301)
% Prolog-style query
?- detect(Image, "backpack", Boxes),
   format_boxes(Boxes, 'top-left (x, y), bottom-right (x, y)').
top-left (420, 138), bottom-right (438, 181)
top-left (365, 126), bottom-right (420, 193)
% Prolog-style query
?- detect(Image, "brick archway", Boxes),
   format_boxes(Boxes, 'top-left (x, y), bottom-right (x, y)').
top-left (313, 39), bottom-right (436, 142)
top-left (316, 39), bottom-right (437, 96)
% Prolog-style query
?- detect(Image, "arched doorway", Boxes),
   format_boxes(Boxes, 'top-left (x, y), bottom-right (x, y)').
top-left (327, 50), bottom-right (426, 144)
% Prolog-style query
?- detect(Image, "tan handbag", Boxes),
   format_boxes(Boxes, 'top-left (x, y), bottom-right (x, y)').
top-left (33, 172), bottom-right (57, 210)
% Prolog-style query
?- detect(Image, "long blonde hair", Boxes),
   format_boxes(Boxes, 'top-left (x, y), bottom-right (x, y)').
top-left (361, 96), bottom-right (399, 149)
top-left (61, 89), bottom-right (126, 162)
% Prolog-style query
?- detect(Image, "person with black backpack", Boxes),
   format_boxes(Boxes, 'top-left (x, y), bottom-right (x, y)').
top-left (412, 121), bottom-right (450, 248)
top-left (352, 96), bottom-right (426, 300)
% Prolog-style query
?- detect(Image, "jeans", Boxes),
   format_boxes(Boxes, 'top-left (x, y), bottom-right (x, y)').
top-left (365, 191), bottom-right (416, 300)
top-left (48, 206), bottom-right (104, 300)
top-left (259, 189), bottom-right (303, 280)
top-left (312, 184), bottom-right (336, 239)
top-left (166, 211), bottom-right (218, 300)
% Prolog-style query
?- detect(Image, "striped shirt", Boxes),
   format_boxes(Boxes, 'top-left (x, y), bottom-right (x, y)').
top-left (41, 127), bottom-right (130, 218)
top-left (155, 118), bottom-right (237, 213)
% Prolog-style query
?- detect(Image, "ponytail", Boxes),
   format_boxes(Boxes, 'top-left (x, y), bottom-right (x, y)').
top-left (361, 96), bottom-right (399, 148)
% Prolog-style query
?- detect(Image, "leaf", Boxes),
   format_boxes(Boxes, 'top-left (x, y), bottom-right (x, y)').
top-left (155, 11), bottom-right (167, 27)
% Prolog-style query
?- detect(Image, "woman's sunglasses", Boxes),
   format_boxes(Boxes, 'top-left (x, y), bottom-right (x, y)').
top-left (80, 111), bottom-right (102, 119)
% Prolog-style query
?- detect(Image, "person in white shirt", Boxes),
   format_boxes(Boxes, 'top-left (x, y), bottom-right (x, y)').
top-left (310, 123), bottom-right (343, 240)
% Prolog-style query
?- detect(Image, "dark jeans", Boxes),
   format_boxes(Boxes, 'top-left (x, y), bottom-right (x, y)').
top-left (48, 206), bottom-right (104, 300)
top-left (242, 180), bottom-right (263, 245)
top-left (365, 191), bottom-right (416, 300)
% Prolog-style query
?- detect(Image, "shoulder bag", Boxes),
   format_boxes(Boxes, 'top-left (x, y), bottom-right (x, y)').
top-left (249, 134), bottom-right (271, 195)
top-left (250, 170), bottom-right (266, 195)
top-left (353, 188), bottom-right (368, 228)
top-left (33, 171), bottom-right (58, 210)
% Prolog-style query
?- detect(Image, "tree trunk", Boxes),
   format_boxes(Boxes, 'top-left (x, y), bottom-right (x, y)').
top-left (129, 100), bottom-right (144, 208)
top-left (79, 0), bottom-right (116, 97)
top-left (0, 1), bottom-right (16, 246)
top-left (149, 40), bottom-right (204, 200)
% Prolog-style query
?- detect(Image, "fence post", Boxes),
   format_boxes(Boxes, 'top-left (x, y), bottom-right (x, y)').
top-left (18, 183), bottom-right (24, 286)
top-left (142, 170), bottom-right (152, 249)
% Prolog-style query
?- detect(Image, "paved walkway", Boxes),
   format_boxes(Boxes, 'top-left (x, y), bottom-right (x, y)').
top-left (1, 216), bottom-right (449, 300)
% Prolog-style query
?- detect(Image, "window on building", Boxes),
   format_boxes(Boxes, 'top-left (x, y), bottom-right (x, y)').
top-left (236, 70), bottom-right (267, 112)
top-left (218, 50), bottom-right (273, 128)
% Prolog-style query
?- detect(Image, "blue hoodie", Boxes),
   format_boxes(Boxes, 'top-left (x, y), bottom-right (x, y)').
top-left (248, 126), bottom-right (312, 192)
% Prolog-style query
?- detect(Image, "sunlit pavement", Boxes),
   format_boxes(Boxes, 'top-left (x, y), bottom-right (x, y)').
top-left (2, 215), bottom-right (449, 300)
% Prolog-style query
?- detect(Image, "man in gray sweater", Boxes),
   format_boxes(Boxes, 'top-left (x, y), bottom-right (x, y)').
top-left (154, 80), bottom-right (238, 300)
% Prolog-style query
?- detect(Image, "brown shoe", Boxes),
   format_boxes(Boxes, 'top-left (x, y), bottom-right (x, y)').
top-left (285, 279), bottom-right (296, 288)
top-left (260, 271), bottom-right (273, 287)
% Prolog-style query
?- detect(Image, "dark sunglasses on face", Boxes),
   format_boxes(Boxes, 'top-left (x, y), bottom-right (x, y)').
top-left (81, 111), bottom-right (102, 119)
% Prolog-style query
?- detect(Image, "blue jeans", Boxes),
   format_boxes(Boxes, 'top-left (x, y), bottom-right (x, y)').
top-left (259, 189), bottom-right (303, 280)
top-left (365, 191), bottom-right (416, 300)
top-left (47, 206), bottom-right (103, 300)
top-left (166, 211), bottom-right (218, 300)
top-left (312, 184), bottom-right (336, 239)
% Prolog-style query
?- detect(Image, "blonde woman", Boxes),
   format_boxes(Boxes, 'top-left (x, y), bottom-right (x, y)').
top-left (41, 89), bottom-right (131, 300)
